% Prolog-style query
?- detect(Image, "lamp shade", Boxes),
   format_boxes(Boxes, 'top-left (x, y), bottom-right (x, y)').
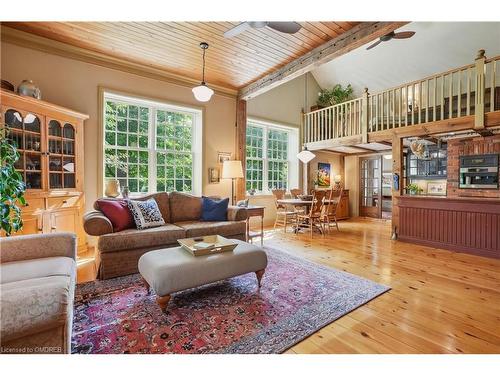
top-left (334, 174), bottom-right (342, 183)
top-left (222, 160), bottom-right (244, 179)
top-left (297, 149), bottom-right (316, 163)
top-left (192, 83), bottom-right (214, 102)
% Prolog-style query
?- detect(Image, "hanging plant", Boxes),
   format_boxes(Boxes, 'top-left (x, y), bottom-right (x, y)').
top-left (0, 124), bottom-right (27, 236)
top-left (317, 84), bottom-right (354, 107)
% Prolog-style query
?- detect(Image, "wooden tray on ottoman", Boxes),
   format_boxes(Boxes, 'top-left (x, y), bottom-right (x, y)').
top-left (177, 235), bottom-right (238, 256)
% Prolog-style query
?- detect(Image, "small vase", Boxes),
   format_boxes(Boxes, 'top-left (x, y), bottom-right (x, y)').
top-left (121, 186), bottom-right (130, 199)
top-left (105, 180), bottom-right (120, 198)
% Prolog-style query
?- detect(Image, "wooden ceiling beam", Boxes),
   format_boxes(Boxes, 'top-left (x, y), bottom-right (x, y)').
top-left (238, 21), bottom-right (408, 100)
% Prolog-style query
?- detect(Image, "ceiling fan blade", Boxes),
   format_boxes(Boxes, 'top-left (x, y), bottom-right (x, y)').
top-left (393, 31), bottom-right (416, 39)
top-left (266, 21), bottom-right (302, 34)
top-left (224, 22), bottom-right (252, 38)
top-left (366, 39), bottom-right (382, 50)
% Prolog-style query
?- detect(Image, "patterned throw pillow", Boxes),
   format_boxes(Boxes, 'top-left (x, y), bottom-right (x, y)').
top-left (127, 199), bottom-right (165, 230)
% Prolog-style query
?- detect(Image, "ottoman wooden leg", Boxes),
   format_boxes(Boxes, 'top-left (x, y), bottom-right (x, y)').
top-left (142, 277), bottom-right (151, 295)
top-left (157, 295), bottom-right (171, 311)
top-left (255, 269), bottom-right (265, 288)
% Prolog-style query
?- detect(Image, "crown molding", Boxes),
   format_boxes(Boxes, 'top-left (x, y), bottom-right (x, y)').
top-left (1, 26), bottom-right (238, 99)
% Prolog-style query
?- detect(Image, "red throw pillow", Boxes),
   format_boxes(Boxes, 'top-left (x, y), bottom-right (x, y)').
top-left (97, 199), bottom-right (135, 232)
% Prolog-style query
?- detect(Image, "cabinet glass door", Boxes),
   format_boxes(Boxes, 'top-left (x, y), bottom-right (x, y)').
top-left (48, 120), bottom-right (76, 189)
top-left (359, 156), bottom-right (381, 218)
top-left (4, 109), bottom-right (43, 189)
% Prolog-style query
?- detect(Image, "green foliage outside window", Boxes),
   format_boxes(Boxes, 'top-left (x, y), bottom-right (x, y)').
top-left (104, 100), bottom-right (195, 194)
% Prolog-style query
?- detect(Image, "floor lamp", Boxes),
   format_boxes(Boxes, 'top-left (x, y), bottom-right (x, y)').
top-left (222, 160), bottom-right (244, 205)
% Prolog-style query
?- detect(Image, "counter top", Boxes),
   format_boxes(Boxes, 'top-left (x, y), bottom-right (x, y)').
top-left (400, 194), bottom-right (500, 203)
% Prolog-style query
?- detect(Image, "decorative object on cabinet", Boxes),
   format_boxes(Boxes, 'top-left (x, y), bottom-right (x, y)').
top-left (1, 80), bottom-right (15, 92)
top-left (17, 80), bottom-right (42, 99)
top-left (406, 183), bottom-right (424, 195)
top-left (208, 167), bottom-right (220, 184)
top-left (0, 89), bottom-right (88, 251)
top-left (121, 185), bottom-right (130, 199)
top-left (105, 179), bottom-right (121, 198)
top-left (0, 125), bottom-right (27, 236)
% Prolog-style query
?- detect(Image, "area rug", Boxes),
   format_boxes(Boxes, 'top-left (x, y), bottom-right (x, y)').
top-left (72, 246), bottom-right (389, 354)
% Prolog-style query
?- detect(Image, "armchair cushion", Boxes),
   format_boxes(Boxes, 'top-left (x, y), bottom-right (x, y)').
top-left (1, 257), bottom-right (75, 284)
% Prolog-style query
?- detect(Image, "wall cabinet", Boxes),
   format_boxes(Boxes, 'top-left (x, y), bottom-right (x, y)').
top-left (407, 145), bottom-right (448, 179)
top-left (1, 89), bottom-right (88, 251)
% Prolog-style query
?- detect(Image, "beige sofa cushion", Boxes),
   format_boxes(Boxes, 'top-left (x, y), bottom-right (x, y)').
top-left (169, 192), bottom-right (202, 222)
top-left (1, 257), bottom-right (75, 284)
top-left (1, 274), bottom-right (75, 342)
top-left (175, 220), bottom-right (246, 238)
top-left (98, 223), bottom-right (186, 253)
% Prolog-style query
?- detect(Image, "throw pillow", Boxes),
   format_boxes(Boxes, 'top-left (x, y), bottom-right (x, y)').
top-left (201, 197), bottom-right (229, 221)
top-left (127, 199), bottom-right (165, 230)
top-left (97, 199), bottom-right (135, 232)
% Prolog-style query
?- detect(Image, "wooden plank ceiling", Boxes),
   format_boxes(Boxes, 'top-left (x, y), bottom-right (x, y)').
top-left (4, 22), bottom-right (359, 90)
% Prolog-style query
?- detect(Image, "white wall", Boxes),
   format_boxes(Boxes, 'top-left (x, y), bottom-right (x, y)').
top-left (312, 22), bottom-right (500, 96)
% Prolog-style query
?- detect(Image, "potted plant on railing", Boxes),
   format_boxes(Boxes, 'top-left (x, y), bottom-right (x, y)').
top-left (314, 84), bottom-right (354, 137)
top-left (0, 124), bottom-right (27, 236)
top-left (405, 183), bottom-right (423, 195)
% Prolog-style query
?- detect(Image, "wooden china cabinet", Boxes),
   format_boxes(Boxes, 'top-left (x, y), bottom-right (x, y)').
top-left (1, 89), bottom-right (89, 252)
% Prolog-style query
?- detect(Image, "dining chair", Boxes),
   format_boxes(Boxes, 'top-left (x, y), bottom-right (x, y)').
top-left (290, 188), bottom-right (302, 198)
top-left (272, 189), bottom-right (297, 233)
top-left (295, 189), bottom-right (328, 238)
top-left (321, 184), bottom-right (344, 233)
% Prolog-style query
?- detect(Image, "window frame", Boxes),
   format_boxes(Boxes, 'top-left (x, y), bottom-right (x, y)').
top-left (246, 118), bottom-right (299, 195)
top-left (100, 89), bottom-right (203, 197)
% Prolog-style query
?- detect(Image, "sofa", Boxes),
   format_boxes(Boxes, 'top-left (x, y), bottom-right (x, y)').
top-left (0, 233), bottom-right (77, 354)
top-left (83, 192), bottom-right (248, 279)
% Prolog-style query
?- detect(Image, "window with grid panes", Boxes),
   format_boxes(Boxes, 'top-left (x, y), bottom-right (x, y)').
top-left (245, 125), bottom-right (264, 191)
top-left (103, 93), bottom-right (201, 195)
top-left (246, 121), bottom-right (297, 194)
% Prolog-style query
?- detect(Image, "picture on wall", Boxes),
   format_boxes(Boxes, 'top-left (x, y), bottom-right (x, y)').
top-left (208, 167), bottom-right (220, 184)
top-left (317, 162), bottom-right (331, 187)
top-left (217, 152), bottom-right (232, 164)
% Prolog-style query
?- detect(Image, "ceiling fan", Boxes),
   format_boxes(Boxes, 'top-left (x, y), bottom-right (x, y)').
top-left (224, 22), bottom-right (302, 38)
top-left (366, 31), bottom-right (416, 50)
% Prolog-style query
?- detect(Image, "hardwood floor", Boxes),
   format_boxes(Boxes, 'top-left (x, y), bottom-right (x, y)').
top-left (76, 217), bottom-right (500, 354)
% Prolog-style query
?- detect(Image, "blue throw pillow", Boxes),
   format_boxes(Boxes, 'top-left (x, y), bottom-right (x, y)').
top-left (201, 197), bottom-right (229, 221)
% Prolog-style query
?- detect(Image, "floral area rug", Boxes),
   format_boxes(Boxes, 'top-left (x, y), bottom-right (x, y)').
top-left (72, 246), bottom-right (389, 354)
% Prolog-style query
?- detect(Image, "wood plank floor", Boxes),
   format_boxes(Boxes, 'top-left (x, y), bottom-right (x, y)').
top-left (76, 217), bottom-right (500, 354)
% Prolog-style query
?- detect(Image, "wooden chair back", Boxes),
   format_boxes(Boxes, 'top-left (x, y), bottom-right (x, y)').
top-left (290, 188), bottom-right (302, 198)
top-left (272, 189), bottom-right (287, 210)
top-left (310, 190), bottom-right (328, 217)
top-left (326, 184), bottom-right (344, 216)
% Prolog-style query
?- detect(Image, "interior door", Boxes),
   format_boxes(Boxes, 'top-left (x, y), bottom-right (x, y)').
top-left (359, 156), bottom-right (382, 218)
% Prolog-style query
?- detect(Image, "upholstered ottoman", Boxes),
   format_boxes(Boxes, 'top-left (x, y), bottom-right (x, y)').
top-left (138, 239), bottom-right (268, 310)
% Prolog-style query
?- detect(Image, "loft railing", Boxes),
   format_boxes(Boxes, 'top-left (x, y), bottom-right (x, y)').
top-left (302, 50), bottom-right (500, 144)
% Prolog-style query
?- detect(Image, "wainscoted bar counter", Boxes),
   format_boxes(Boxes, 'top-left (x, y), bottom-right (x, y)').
top-left (398, 195), bottom-right (500, 259)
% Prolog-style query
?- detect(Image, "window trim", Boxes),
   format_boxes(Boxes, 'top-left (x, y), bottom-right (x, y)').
top-left (246, 117), bottom-right (299, 195)
top-left (98, 87), bottom-right (203, 197)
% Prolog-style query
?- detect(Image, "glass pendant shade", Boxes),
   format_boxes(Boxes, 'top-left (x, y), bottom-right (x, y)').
top-left (297, 148), bottom-right (316, 163)
top-left (192, 83), bottom-right (214, 102)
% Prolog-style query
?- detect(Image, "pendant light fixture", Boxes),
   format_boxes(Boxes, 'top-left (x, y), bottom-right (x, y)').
top-left (192, 42), bottom-right (214, 102)
top-left (297, 144), bottom-right (316, 163)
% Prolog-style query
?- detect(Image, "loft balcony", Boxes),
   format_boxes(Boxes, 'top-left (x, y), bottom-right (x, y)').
top-left (302, 50), bottom-right (500, 151)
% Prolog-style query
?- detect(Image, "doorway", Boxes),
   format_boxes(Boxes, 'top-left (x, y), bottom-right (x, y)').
top-left (359, 155), bottom-right (392, 219)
